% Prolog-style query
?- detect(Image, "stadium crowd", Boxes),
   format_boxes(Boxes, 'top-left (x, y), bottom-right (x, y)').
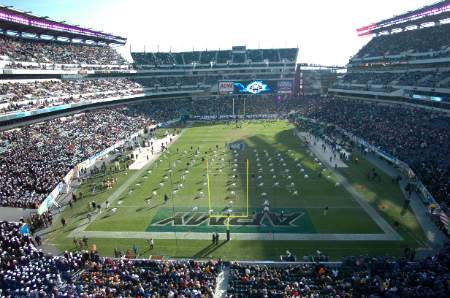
top-left (132, 74), bottom-right (294, 89)
top-left (338, 70), bottom-right (450, 89)
top-left (1, 219), bottom-right (449, 297)
top-left (227, 243), bottom-right (450, 297)
top-left (1, 94), bottom-right (448, 210)
top-left (0, 221), bottom-right (85, 297)
top-left (62, 259), bottom-right (220, 297)
top-left (0, 94), bottom-right (449, 296)
top-left (0, 96), bottom-right (303, 209)
top-left (26, 211), bottom-right (53, 234)
top-left (127, 96), bottom-right (303, 123)
top-left (354, 24), bottom-right (449, 59)
top-left (0, 35), bottom-right (126, 65)
top-left (132, 76), bottom-right (206, 88)
top-left (0, 108), bottom-right (149, 208)
top-left (7, 94), bottom-right (446, 210)
top-left (295, 97), bottom-right (450, 205)
top-left (131, 48), bottom-right (298, 67)
top-left (0, 78), bottom-right (143, 114)
top-left (0, 220), bottom-right (220, 297)
top-left (340, 24), bottom-right (450, 97)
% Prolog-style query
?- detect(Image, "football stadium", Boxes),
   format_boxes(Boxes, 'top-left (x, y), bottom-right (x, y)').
top-left (0, 0), bottom-right (449, 296)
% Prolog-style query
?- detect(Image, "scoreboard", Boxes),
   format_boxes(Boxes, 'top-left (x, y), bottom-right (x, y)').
top-left (219, 80), bottom-right (293, 95)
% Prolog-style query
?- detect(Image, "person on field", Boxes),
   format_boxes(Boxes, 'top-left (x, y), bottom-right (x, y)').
top-left (164, 194), bottom-right (169, 204)
top-left (82, 236), bottom-right (89, 247)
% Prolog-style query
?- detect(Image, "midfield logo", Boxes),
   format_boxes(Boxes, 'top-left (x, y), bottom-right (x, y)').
top-left (229, 142), bottom-right (246, 151)
top-left (152, 211), bottom-right (305, 227)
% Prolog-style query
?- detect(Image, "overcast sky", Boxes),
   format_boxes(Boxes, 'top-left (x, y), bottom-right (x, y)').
top-left (1, 0), bottom-right (437, 65)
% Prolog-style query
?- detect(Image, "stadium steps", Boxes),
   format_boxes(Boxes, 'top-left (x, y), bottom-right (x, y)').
top-left (214, 266), bottom-right (229, 298)
top-left (418, 73), bottom-right (433, 83)
top-left (438, 76), bottom-right (450, 87)
top-left (388, 88), bottom-right (405, 96)
top-left (209, 83), bottom-right (219, 93)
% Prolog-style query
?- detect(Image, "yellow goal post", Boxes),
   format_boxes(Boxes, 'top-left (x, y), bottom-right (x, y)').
top-left (205, 159), bottom-right (249, 218)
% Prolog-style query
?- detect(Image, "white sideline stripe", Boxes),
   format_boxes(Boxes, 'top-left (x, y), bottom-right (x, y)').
top-left (72, 230), bottom-right (401, 241)
top-left (109, 205), bottom-right (363, 209)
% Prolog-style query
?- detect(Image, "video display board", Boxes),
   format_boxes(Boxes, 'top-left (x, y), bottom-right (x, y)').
top-left (218, 80), bottom-right (293, 95)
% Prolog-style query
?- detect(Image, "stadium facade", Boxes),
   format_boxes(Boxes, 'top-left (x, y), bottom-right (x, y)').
top-left (0, 5), bottom-right (299, 127)
top-left (329, 0), bottom-right (450, 108)
top-left (0, 1), bottom-right (450, 296)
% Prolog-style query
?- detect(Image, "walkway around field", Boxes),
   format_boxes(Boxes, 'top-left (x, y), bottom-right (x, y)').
top-left (129, 133), bottom-right (180, 170)
top-left (297, 132), bottom-right (348, 168)
top-left (0, 206), bottom-right (34, 221)
top-left (298, 130), bottom-right (447, 257)
top-left (296, 131), bottom-right (402, 241)
top-left (364, 152), bottom-right (447, 256)
top-left (215, 267), bottom-right (229, 298)
top-left (68, 132), bottom-right (181, 237)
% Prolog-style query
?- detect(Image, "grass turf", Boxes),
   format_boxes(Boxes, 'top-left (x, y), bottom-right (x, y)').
top-left (46, 120), bottom-right (427, 260)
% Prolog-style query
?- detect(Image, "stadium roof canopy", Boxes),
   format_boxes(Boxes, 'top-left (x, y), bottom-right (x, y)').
top-left (0, 5), bottom-right (126, 45)
top-left (356, 0), bottom-right (450, 36)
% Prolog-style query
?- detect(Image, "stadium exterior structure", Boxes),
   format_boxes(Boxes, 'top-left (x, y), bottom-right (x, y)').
top-left (330, 0), bottom-right (450, 109)
top-left (0, 5), bottom-right (298, 127)
top-left (0, 45), bottom-right (298, 127)
top-left (0, 5), bottom-right (126, 44)
top-left (356, 0), bottom-right (450, 36)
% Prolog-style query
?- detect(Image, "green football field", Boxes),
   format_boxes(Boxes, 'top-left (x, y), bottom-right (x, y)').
top-left (47, 120), bottom-right (428, 260)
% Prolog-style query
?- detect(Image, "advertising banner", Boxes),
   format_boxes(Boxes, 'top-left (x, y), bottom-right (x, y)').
top-left (218, 81), bottom-right (234, 94)
top-left (277, 80), bottom-right (293, 94)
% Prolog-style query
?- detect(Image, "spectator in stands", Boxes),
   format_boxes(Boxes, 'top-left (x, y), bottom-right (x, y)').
top-left (295, 97), bottom-right (450, 205)
top-left (0, 108), bottom-right (149, 208)
top-left (0, 78), bottom-right (143, 114)
top-left (2, 217), bottom-right (449, 297)
top-left (0, 34), bottom-right (127, 65)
